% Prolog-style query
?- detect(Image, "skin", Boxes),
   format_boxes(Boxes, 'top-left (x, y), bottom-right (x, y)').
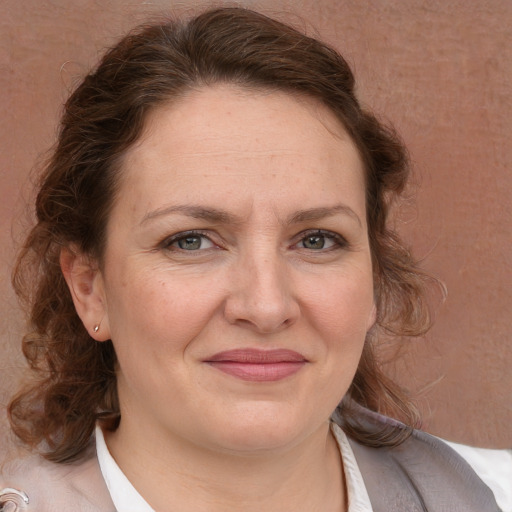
top-left (62, 85), bottom-right (376, 512)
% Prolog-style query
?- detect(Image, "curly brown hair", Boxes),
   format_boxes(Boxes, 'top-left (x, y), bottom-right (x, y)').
top-left (9, 6), bottom-right (432, 463)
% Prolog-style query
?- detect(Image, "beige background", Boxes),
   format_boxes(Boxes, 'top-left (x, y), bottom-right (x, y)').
top-left (1, 0), bottom-right (511, 452)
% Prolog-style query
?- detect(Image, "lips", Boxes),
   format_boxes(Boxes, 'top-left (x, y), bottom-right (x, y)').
top-left (205, 349), bottom-right (307, 382)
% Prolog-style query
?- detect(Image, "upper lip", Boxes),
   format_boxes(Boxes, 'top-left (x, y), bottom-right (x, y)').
top-left (205, 349), bottom-right (307, 363)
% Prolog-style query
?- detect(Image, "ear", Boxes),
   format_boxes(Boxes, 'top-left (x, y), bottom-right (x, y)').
top-left (60, 246), bottom-right (110, 341)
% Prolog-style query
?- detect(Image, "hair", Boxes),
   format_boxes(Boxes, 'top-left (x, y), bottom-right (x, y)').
top-left (9, 6), bottom-right (433, 463)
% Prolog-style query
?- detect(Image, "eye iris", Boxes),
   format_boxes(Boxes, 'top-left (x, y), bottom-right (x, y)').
top-left (303, 235), bottom-right (325, 249)
top-left (178, 236), bottom-right (202, 250)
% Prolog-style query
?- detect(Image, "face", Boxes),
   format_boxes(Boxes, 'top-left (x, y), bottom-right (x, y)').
top-left (79, 85), bottom-right (375, 454)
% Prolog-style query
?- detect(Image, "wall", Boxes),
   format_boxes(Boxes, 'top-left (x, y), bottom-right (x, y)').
top-left (1, 0), bottom-right (510, 450)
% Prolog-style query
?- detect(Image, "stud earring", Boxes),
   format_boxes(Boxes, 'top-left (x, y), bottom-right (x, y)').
top-left (93, 324), bottom-right (100, 333)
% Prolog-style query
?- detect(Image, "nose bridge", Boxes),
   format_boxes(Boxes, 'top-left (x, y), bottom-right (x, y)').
top-left (225, 242), bottom-right (298, 333)
top-left (248, 246), bottom-right (287, 303)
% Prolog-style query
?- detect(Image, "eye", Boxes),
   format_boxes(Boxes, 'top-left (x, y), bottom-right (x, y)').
top-left (296, 230), bottom-right (346, 251)
top-left (162, 231), bottom-right (216, 251)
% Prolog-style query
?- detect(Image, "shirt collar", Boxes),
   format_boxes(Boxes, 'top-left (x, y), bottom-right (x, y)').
top-left (95, 425), bottom-right (155, 512)
top-left (331, 422), bottom-right (373, 512)
top-left (96, 423), bottom-right (373, 512)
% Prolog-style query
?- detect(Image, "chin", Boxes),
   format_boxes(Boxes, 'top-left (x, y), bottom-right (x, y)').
top-left (202, 404), bottom-right (323, 455)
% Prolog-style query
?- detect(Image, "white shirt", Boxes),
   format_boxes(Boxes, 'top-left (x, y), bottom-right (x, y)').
top-left (95, 425), bottom-right (511, 512)
top-left (96, 426), bottom-right (154, 512)
top-left (442, 438), bottom-right (512, 512)
top-left (95, 424), bottom-right (372, 512)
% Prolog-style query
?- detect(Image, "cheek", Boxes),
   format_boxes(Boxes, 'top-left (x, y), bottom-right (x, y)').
top-left (104, 269), bottom-right (226, 354)
top-left (302, 268), bottom-right (375, 340)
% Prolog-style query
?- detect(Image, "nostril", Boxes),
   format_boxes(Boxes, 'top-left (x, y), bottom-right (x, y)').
top-left (227, 305), bottom-right (298, 334)
top-left (223, 261), bottom-right (300, 333)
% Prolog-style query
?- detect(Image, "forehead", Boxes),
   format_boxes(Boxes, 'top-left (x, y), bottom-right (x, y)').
top-left (116, 85), bottom-right (366, 222)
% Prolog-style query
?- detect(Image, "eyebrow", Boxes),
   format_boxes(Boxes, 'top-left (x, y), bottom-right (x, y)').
top-left (141, 203), bottom-right (361, 227)
top-left (287, 205), bottom-right (362, 227)
top-left (141, 205), bottom-right (237, 225)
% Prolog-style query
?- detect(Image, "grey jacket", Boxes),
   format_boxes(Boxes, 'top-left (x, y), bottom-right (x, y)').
top-left (0, 410), bottom-right (502, 511)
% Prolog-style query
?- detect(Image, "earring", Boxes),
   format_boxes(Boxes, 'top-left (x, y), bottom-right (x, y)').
top-left (93, 324), bottom-right (100, 333)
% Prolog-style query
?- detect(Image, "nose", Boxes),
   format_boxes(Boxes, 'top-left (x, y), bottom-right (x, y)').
top-left (223, 250), bottom-right (300, 334)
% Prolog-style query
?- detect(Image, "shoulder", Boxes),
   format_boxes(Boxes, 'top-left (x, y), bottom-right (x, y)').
top-left (342, 406), bottom-right (502, 512)
top-left (0, 443), bottom-right (114, 512)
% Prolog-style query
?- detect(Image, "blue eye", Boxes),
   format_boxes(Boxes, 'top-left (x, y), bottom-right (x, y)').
top-left (297, 231), bottom-right (345, 250)
top-left (164, 232), bottom-right (215, 251)
top-left (176, 236), bottom-right (203, 250)
top-left (301, 234), bottom-right (327, 249)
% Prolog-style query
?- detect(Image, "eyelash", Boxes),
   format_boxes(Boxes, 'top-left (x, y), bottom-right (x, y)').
top-left (160, 230), bottom-right (217, 252)
top-left (294, 230), bottom-right (348, 252)
top-left (159, 229), bottom-right (348, 253)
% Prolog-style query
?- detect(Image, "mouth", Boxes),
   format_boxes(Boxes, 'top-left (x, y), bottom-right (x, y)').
top-left (205, 349), bottom-right (308, 382)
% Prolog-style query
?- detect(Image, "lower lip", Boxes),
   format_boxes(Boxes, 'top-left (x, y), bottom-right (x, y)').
top-left (207, 361), bottom-right (306, 382)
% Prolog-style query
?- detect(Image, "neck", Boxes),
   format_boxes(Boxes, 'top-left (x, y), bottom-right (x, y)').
top-left (105, 419), bottom-right (346, 512)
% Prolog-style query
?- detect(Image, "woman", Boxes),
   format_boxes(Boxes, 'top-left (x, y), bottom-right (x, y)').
top-left (0, 7), bottom-right (503, 511)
